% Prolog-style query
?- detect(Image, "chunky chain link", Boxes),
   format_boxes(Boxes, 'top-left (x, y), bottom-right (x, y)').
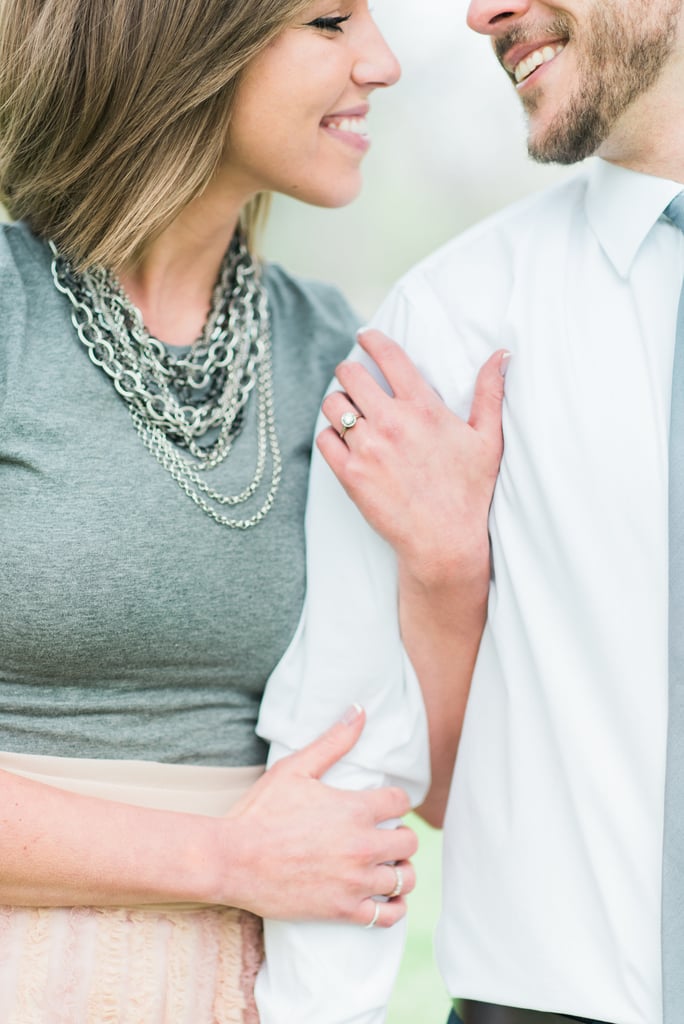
top-left (50, 236), bottom-right (282, 528)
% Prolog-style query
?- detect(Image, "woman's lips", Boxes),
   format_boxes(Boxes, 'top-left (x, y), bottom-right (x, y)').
top-left (320, 112), bottom-right (370, 151)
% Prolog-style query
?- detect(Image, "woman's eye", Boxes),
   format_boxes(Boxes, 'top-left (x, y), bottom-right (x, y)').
top-left (306, 14), bottom-right (351, 34)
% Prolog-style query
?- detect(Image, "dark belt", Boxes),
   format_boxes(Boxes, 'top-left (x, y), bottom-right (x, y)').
top-left (458, 1000), bottom-right (613, 1024)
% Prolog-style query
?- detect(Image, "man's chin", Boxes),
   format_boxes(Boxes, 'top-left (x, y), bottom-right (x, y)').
top-left (526, 117), bottom-right (604, 165)
top-left (527, 139), bottom-right (588, 165)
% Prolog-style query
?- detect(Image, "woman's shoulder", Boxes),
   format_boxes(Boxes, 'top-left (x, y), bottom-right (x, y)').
top-left (262, 260), bottom-right (360, 362)
top-left (0, 223), bottom-right (60, 392)
top-left (0, 220), bottom-right (51, 297)
top-left (0, 223), bottom-right (39, 344)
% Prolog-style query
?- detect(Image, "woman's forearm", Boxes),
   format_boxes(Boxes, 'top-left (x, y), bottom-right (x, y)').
top-left (399, 546), bottom-right (490, 828)
top-left (0, 767), bottom-right (221, 906)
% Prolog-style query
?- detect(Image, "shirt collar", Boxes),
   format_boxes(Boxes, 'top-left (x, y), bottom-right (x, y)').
top-left (585, 158), bottom-right (683, 278)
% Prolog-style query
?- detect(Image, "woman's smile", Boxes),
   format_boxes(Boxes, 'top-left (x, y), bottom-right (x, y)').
top-left (320, 104), bottom-right (371, 154)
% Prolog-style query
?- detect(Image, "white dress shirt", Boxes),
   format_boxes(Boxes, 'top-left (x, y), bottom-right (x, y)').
top-left (256, 159), bottom-right (684, 1024)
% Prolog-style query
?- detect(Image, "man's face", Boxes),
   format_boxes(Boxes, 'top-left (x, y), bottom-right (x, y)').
top-left (466, 0), bottom-right (682, 164)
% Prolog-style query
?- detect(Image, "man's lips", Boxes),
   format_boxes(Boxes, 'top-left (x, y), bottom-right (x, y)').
top-left (500, 38), bottom-right (568, 86)
top-left (514, 42), bottom-right (567, 85)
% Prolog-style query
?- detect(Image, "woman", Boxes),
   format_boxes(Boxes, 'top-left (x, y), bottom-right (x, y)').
top-left (0, 1), bottom-right (418, 1020)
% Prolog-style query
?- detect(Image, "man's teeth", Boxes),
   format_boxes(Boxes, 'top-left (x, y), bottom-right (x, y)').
top-left (327, 117), bottom-right (368, 135)
top-left (514, 43), bottom-right (565, 84)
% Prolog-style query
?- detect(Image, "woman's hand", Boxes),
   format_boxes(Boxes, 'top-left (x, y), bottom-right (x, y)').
top-left (317, 329), bottom-right (508, 587)
top-left (216, 704), bottom-right (417, 928)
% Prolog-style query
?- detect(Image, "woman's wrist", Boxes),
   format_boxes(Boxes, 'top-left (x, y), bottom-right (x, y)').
top-left (398, 527), bottom-right (491, 598)
top-left (195, 813), bottom-right (255, 910)
top-left (167, 814), bottom-right (231, 906)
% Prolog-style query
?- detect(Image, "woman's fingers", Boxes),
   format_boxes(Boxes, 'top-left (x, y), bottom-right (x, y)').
top-left (356, 894), bottom-right (409, 929)
top-left (378, 858), bottom-right (415, 900)
top-left (278, 702), bottom-right (366, 779)
top-left (468, 347), bottom-right (510, 451)
top-left (349, 856), bottom-right (418, 928)
top-left (321, 328), bottom-right (439, 431)
top-left (354, 329), bottom-right (436, 401)
top-left (321, 391), bottom-right (366, 445)
top-left (368, 786), bottom-right (414, 825)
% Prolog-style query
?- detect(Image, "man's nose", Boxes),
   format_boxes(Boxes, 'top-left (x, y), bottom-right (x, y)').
top-left (466, 0), bottom-right (533, 35)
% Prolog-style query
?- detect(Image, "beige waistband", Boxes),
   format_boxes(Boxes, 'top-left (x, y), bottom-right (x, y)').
top-left (0, 749), bottom-right (265, 817)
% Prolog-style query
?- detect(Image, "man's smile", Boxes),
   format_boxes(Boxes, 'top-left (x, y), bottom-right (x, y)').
top-left (511, 42), bottom-right (567, 85)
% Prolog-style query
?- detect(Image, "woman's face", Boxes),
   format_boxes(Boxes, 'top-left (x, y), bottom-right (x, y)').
top-left (222, 0), bottom-right (401, 208)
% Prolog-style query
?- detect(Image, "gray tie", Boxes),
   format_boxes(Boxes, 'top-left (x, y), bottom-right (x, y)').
top-left (663, 191), bottom-right (684, 1024)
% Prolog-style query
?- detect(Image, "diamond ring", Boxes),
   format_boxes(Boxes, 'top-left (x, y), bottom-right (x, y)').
top-left (340, 411), bottom-right (360, 439)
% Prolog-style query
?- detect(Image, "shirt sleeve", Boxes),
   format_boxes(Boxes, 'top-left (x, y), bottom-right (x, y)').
top-left (255, 278), bottom-right (461, 1024)
top-left (255, 260), bottom-right (500, 1021)
top-left (256, 279), bottom-right (435, 800)
top-left (254, 756), bottom-right (407, 1024)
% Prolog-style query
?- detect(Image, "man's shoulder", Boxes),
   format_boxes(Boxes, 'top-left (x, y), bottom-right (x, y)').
top-left (398, 169), bottom-right (590, 302)
top-left (368, 170), bottom-right (592, 411)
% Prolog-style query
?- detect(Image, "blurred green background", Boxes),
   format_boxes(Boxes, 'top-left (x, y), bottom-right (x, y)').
top-left (386, 816), bottom-right (451, 1024)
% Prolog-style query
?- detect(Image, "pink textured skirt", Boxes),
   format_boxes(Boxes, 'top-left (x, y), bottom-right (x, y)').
top-left (0, 751), bottom-right (265, 1024)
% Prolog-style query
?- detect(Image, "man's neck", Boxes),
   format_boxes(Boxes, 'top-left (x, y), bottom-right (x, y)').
top-left (597, 46), bottom-right (684, 183)
top-left (599, 128), bottom-right (684, 185)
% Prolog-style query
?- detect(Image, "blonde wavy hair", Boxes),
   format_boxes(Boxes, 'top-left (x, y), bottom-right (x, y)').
top-left (0, 0), bottom-right (313, 269)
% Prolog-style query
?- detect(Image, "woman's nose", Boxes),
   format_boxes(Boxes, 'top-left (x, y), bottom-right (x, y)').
top-left (352, 19), bottom-right (401, 89)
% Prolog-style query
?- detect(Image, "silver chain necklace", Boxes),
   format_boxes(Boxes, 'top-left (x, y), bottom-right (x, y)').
top-left (49, 235), bottom-right (282, 529)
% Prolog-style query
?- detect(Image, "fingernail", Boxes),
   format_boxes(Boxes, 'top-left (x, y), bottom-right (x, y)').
top-left (341, 703), bottom-right (363, 725)
top-left (499, 351), bottom-right (512, 377)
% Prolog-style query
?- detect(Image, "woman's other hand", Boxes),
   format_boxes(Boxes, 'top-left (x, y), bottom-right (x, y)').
top-left (216, 704), bottom-right (417, 926)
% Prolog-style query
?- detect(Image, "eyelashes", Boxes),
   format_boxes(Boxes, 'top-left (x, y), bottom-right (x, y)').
top-left (306, 14), bottom-right (352, 33)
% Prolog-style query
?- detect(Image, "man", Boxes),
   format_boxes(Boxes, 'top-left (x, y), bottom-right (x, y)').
top-left (259, 0), bottom-right (683, 1020)
top-left (308, 0), bottom-right (683, 1022)
top-left (395, 1), bottom-right (681, 1021)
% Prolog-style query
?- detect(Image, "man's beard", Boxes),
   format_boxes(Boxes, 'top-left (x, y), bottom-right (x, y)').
top-left (495, 3), bottom-right (681, 165)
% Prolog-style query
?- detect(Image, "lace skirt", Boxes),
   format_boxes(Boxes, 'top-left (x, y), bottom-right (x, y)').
top-left (0, 751), bottom-right (265, 1024)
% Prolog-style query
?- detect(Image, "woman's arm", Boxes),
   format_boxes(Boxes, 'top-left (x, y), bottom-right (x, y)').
top-left (0, 706), bottom-right (415, 925)
top-left (318, 331), bottom-right (507, 826)
top-left (397, 559), bottom-right (489, 827)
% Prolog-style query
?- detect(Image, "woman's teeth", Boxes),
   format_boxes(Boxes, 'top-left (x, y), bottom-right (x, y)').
top-left (515, 43), bottom-right (565, 84)
top-left (325, 117), bottom-right (368, 135)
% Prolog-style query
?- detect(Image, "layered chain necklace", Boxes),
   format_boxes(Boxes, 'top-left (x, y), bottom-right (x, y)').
top-left (49, 235), bottom-right (282, 529)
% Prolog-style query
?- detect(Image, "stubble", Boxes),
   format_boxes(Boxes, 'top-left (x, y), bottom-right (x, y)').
top-left (496, 2), bottom-right (681, 165)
